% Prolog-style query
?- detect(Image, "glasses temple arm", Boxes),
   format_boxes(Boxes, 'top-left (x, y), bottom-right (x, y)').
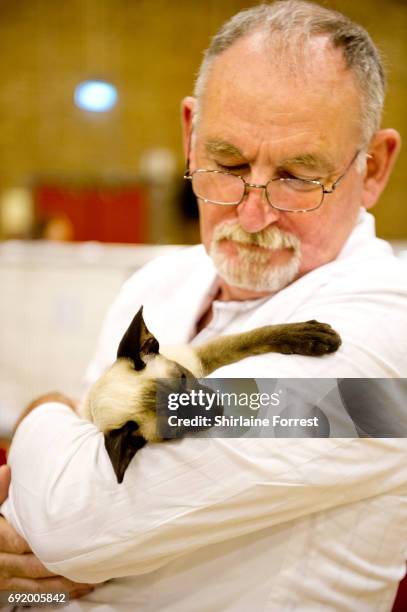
top-left (323, 149), bottom-right (369, 194)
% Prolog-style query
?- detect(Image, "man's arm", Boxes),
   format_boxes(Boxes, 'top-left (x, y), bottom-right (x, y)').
top-left (0, 392), bottom-right (94, 597)
top-left (12, 392), bottom-right (78, 432)
top-left (2, 402), bottom-right (406, 584)
top-left (0, 465), bottom-right (95, 597)
top-left (0, 465), bottom-right (10, 502)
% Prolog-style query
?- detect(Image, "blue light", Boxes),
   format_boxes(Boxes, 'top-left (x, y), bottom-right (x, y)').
top-left (74, 80), bottom-right (118, 112)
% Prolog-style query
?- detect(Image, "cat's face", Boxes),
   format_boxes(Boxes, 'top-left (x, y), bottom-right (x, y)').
top-left (93, 307), bottom-right (221, 483)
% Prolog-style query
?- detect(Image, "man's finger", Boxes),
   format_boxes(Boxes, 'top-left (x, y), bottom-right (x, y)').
top-left (0, 517), bottom-right (31, 554)
top-left (1, 575), bottom-right (95, 595)
top-left (0, 465), bottom-right (11, 503)
top-left (0, 552), bottom-right (56, 579)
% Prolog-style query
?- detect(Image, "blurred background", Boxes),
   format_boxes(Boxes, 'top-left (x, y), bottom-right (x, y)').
top-left (1, 0), bottom-right (407, 433)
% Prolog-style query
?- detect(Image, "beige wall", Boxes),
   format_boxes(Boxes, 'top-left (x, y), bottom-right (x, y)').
top-left (0, 0), bottom-right (406, 240)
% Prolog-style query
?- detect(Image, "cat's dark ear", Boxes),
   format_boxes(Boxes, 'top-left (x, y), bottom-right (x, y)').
top-left (117, 306), bottom-right (159, 370)
top-left (104, 422), bottom-right (146, 484)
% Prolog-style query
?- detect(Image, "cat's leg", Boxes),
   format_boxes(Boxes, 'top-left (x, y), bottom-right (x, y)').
top-left (195, 321), bottom-right (341, 375)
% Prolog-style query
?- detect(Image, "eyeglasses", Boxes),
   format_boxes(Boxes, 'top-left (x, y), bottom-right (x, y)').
top-left (184, 150), bottom-right (361, 213)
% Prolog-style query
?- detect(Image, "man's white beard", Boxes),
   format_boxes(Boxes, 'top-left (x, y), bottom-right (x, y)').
top-left (209, 221), bottom-right (301, 293)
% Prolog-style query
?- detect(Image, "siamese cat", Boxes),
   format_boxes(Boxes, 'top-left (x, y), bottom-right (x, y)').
top-left (80, 307), bottom-right (341, 483)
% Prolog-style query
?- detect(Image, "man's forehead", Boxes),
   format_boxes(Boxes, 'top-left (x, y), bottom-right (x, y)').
top-left (199, 30), bottom-right (362, 130)
top-left (196, 41), bottom-right (362, 166)
top-left (208, 30), bottom-right (352, 88)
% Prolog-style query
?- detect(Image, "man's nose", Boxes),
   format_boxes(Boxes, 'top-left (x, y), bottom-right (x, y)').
top-left (237, 184), bottom-right (280, 233)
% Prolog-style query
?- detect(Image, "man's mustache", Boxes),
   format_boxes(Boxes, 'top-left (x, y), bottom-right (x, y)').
top-left (211, 221), bottom-right (301, 252)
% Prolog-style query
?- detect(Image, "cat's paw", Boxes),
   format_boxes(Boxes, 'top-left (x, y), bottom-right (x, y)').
top-left (275, 320), bottom-right (341, 356)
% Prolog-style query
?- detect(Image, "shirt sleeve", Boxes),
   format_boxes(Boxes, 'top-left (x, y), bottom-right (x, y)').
top-left (2, 402), bottom-right (406, 583)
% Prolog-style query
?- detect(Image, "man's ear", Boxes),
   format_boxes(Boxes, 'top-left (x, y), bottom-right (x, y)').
top-left (361, 129), bottom-right (401, 210)
top-left (104, 422), bottom-right (146, 484)
top-left (181, 96), bottom-right (196, 160)
top-left (117, 306), bottom-right (159, 370)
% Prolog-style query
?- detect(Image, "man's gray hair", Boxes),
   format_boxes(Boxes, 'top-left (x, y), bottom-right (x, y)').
top-left (194, 0), bottom-right (386, 148)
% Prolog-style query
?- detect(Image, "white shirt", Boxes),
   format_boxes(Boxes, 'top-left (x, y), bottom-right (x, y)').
top-left (2, 210), bottom-right (407, 611)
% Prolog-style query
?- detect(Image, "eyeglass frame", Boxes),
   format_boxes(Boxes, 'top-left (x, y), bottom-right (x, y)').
top-left (184, 147), bottom-right (363, 213)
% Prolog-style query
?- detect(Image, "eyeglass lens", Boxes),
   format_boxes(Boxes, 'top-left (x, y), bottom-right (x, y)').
top-left (191, 171), bottom-right (323, 211)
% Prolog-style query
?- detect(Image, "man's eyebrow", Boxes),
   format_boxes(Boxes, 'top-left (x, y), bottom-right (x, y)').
top-left (205, 141), bottom-right (336, 173)
top-left (205, 140), bottom-right (244, 158)
top-left (279, 153), bottom-right (336, 174)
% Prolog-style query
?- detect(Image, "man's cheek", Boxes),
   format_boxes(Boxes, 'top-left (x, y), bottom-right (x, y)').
top-left (198, 216), bottom-right (212, 253)
top-left (198, 207), bottom-right (220, 251)
top-left (199, 206), bottom-right (235, 250)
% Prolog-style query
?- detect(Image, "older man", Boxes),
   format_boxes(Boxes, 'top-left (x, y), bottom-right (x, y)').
top-left (1, 2), bottom-right (406, 611)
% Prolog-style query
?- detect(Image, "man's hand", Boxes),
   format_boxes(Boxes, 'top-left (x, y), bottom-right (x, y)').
top-left (0, 464), bottom-right (95, 598)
